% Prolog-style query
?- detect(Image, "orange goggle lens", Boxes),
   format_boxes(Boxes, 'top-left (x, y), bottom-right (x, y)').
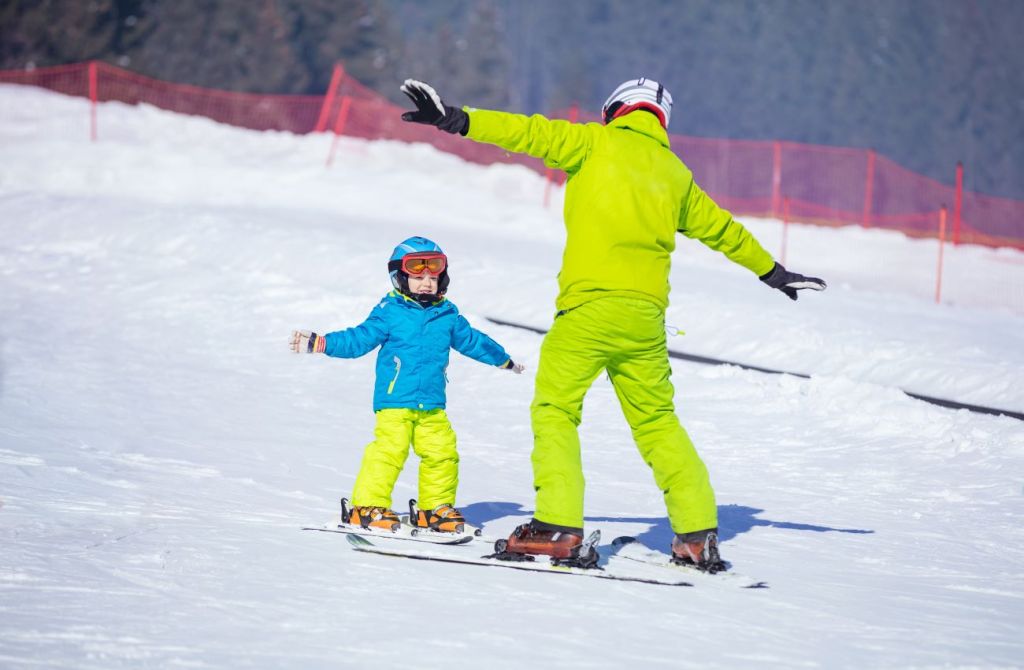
top-left (401, 253), bottom-right (446, 276)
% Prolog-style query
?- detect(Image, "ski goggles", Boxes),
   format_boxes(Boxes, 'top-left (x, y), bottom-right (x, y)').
top-left (401, 252), bottom-right (447, 276)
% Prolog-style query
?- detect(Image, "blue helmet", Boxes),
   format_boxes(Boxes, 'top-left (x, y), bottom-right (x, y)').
top-left (389, 236), bottom-right (444, 261)
top-left (387, 236), bottom-right (450, 302)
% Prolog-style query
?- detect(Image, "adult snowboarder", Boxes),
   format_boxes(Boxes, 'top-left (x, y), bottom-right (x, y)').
top-left (400, 77), bottom-right (826, 571)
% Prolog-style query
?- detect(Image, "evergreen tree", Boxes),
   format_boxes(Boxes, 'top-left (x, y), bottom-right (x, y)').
top-left (458, 0), bottom-right (510, 109)
top-left (126, 0), bottom-right (306, 93)
top-left (0, 0), bottom-right (152, 69)
top-left (291, 0), bottom-right (401, 97)
top-left (1, 0), bottom-right (1021, 197)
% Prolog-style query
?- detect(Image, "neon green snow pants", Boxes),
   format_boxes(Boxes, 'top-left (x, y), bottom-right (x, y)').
top-left (530, 296), bottom-right (717, 534)
top-left (351, 408), bottom-right (458, 510)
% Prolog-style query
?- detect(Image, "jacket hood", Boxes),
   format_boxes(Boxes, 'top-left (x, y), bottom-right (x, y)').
top-left (608, 110), bottom-right (670, 149)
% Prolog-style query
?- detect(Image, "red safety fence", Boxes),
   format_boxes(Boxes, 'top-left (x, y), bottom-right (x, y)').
top-left (550, 107), bottom-right (1024, 250)
top-left (2, 61), bottom-right (1022, 251)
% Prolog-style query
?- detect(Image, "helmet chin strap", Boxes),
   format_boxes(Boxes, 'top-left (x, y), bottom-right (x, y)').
top-left (391, 270), bottom-right (445, 305)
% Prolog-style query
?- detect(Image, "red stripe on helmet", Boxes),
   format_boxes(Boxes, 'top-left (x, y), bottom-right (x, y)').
top-left (609, 101), bottom-right (667, 129)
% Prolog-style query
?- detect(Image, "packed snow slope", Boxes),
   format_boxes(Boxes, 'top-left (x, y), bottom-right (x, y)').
top-left (1, 86), bottom-right (1023, 669)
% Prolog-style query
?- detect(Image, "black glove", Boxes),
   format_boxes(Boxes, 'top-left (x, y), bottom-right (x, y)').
top-left (400, 79), bottom-right (469, 136)
top-left (759, 262), bottom-right (827, 301)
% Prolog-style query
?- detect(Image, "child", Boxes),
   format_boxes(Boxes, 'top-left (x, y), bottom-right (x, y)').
top-left (290, 236), bottom-right (523, 534)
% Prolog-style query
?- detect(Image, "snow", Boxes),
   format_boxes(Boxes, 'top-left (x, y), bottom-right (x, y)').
top-left (1, 85), bottom-right (1023, 668)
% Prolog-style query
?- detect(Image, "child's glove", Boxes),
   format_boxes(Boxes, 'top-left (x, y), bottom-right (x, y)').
top-left (290, 330), bottom-right (325, 354)
top-left (502, 360), bottom-right (525, 374)
top-left (759, 262), bottom-right (827, 301)
top-left (400, 79), bottom-right (469, 136)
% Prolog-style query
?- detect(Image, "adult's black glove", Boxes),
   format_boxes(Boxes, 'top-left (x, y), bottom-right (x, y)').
top-left (400, 79), bottom-right (469, 136)
top-left (759, 262), bottom-right (827, 301)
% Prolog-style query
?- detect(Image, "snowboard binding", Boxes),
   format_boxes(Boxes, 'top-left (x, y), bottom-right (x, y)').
top-left (487, 529), bottom-right (601, 570)
top-left (340, 497), bottom-right (401, 532)
top-left (670, 531), bottom-right (727, 574)
top-left (407, 498), bottom-right (475, 535)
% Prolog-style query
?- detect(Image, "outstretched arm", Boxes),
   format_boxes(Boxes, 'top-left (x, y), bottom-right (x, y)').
top-left (466, 109), bottom-right (593, 173)
top-left (678, 181), bottom-right (775, 276)
top-left (451, 315), bottom-right (519, 370)
top-left (400, 79), bottom-right (593, 173)
top-left (678, 183), bottom-right (825, 300)
top-left (290, 305), bottom-right (388, 358)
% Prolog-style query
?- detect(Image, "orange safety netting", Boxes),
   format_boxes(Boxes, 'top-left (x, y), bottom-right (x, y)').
top-left (2, 62), bottom-right (1021, 250)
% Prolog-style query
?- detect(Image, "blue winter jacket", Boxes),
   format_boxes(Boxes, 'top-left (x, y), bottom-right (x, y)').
top-left (322, 291), bottom-right (512, 411)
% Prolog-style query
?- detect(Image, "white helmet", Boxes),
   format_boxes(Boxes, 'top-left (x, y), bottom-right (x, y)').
top-left (601, 77), bottom-right (673, 129)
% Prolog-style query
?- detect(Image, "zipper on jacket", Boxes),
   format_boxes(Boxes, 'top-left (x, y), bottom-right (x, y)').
top-left (386, 356), bottom-right (401, 394)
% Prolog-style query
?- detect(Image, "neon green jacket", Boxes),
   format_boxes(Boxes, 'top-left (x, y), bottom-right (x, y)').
top-left (465, 108), bottom-right (776, 311)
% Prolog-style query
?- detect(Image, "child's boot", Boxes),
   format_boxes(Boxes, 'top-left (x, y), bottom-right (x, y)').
top-left (345, 500), bottom-right (401, 532)
top-left (409, 499), bottom-right (465, 534)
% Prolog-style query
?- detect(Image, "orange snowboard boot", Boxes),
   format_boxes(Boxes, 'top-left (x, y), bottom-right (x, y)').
top-left (409, 500), bottom-right (465, 534)
top-left (343, 498), bottom-right (401, 532)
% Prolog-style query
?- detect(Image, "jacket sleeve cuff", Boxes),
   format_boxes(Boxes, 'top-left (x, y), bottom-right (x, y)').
top-left (750, 253), bottom-right (777, 278)
top-left (758, 261), bottom-right (781, 282)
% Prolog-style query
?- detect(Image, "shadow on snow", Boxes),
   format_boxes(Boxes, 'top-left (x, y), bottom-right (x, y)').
top-left (461, 500), bottom-right (874, 553)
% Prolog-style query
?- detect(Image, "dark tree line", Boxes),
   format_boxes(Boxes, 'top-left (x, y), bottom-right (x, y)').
top-left (2, 0), bottom-right (1021, 198)
top-left (1, 0), bottom-right (402, 96)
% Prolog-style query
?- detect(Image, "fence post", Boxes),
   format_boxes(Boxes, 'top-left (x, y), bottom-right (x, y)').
top-left (315, 63), bottom-right (345, 133)
top-left (953, 161), bottom-right (963, 245)
top-left (324, 96), bottom-right (353, 167)
top-left (781, 197), bottom-right (790, 265)
top-left (862, 149), bottom-right (875, 228)
top-left (88, 61), bottom-right (98, 141)
top-left (771, 141), bottom-right (782, 218)
top-left (935, 206), bottom-right (947, 304)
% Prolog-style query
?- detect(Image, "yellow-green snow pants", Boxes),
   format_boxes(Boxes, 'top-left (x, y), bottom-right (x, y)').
top-left (530, 296), bottom-right (717, 534)
top-left (351, 408), bottom-right (458, 510)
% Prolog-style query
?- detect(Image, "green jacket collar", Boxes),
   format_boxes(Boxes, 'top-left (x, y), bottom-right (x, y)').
top-left (608, 110), bottom-right (670, 148)
top-left (389, 289), bottom-right (447, 309)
